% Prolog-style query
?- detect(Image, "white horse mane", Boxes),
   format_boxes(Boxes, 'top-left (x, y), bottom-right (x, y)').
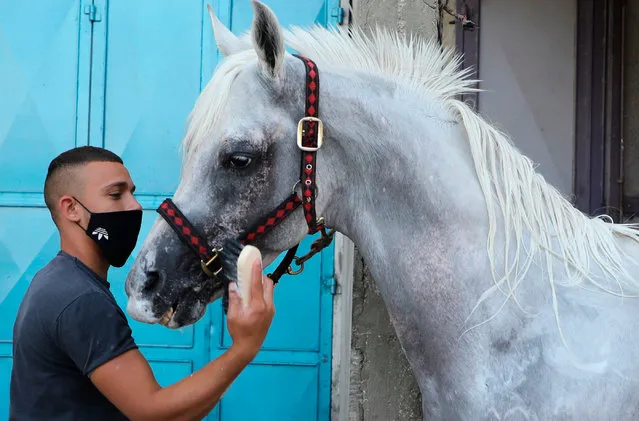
top-left (182, 23), bottom-right (639, 316)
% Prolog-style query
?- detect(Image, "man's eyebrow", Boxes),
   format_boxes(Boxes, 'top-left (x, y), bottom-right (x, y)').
top-left (102, 181), bottom-right (135, 192)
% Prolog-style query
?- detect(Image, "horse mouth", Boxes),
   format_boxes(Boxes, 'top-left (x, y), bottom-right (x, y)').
top-left (159, 306), bottom-right (175, 327)
top-left (158, 297), bottom-right (180, 327)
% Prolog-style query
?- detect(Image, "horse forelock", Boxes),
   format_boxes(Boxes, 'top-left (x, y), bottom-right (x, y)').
top-left (180, 49), bottom-right (258, 178)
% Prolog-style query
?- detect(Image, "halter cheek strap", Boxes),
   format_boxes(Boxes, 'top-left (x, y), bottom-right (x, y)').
top-left (240, 193), bottom-right (303, 244)
top-left (295, 55), bottom-right (324, 234)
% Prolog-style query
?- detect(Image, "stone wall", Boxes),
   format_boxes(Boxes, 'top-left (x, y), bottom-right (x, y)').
top-left (348, 249), bottom-right (423, 421)
top-left (351, 0), bottom-right (441, 39)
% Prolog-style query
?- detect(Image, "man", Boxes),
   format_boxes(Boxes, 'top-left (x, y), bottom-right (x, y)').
top-left (10, 146), bottom-right (275, 421)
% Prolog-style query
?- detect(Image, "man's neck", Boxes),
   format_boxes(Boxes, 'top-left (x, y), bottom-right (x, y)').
top-left (61, 234), bottom-right (109, 280)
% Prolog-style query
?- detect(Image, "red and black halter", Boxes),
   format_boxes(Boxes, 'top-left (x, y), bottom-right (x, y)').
top-left (156, 54), bottom-right (335, 288)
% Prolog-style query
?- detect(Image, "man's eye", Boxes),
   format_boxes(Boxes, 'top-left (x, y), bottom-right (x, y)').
top-left (226, 154), bottom-right (253, 169)
top-left (109, 192), bottom-right (122, 199)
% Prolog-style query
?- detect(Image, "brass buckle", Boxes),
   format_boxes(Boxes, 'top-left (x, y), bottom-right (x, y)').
top-left (297, 117), bottom-right (324, 152)
top-left (200, 249), bottom-right (223, 278)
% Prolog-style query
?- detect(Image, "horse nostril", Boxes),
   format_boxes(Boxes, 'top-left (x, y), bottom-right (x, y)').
top-left (143, 270), bottom-right (163, 292)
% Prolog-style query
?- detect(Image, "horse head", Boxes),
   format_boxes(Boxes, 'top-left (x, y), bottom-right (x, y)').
top-left (125, 1), bottom-right (334, 328)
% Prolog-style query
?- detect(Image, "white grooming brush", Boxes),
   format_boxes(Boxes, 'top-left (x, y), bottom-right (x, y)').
top-left (235, 245), bottom-right (262, 307)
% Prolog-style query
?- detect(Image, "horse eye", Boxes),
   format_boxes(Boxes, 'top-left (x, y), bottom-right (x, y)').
top-left (227, 154), bottom-right (253, 169)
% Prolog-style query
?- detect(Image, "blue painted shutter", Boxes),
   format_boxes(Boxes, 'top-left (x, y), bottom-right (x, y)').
top-left (0, 1), bottom-right (93, 419)
top-left (0, 1), bottom-right (338, 419)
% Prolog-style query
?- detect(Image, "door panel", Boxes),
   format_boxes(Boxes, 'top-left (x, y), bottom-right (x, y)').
top-left (219, 364), bottom-right (320, 421)
top-left (0, 0), bottom-right (90, 193)
top-left (0, 209), bottom-right (60, 343)
top-left (0, 1), bottom-right (337, 419)
top-left (0, 358), bottom-right (11, 420)
top-left (93, 0), bottom-right (206, 195)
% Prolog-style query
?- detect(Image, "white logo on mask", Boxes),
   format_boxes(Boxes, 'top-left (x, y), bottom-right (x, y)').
top-left (92, 227), bottom-right (109, 240)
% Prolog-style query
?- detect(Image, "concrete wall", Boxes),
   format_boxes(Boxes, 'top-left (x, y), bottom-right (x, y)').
top-left (351, 0), bottom-right (441, 39)
top-left (348, 249), bottom-right (423, 421)
top-left (346, 2), bottom-right (446, 420)
top-left (477, 0), bottom-right (577, 199)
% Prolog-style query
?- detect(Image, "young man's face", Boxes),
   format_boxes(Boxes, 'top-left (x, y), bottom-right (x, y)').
top-left (52, 159), bottom-right (143, 268)
top-left (79, 162), bottom-right (142, 212)
top-left (76, 161), bottom-right (141, 213)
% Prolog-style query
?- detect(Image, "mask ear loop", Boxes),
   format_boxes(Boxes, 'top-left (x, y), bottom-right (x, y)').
top-left (72, 196), bottom-right (91, 213)
top-left (71, 196), bottom-right (92, 232)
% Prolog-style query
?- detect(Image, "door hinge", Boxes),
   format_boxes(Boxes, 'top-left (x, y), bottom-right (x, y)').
top-left (84, 5), bottom-right (102, 22)
top-left (323, 277), bottom-right (340, 295)
top-left (330, 6), bottom-right (344, 25)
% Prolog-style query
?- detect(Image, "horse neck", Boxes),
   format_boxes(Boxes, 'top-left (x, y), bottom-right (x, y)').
top-left (317, 75), bottom-right (488, 283)
top-left (316, 73), bottom-right (639, 320)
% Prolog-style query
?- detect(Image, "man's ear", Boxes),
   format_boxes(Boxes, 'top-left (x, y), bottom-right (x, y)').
top-left (250, 0), bottom-right (285, 80)
top-left (207, 4), bottom-right (251, 57)
top-left (58, 196), bottom-right (83, 224)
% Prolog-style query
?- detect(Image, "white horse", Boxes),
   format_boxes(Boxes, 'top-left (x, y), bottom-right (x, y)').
top-left (125, 1), bottom-right (639, 419)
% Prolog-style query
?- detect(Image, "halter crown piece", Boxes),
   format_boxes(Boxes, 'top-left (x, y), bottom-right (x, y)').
top-left (157, 55), bottom-right (335, 289)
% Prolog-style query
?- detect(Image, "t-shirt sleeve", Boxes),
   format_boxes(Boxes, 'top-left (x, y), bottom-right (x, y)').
top-left (55, 291), bottom-right (138, 376)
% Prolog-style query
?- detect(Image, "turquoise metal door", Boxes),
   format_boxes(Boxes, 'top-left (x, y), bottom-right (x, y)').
top-left (0, 2), bottom-right (94, 419)
top-left (0, 1), bottom-right (339, 420)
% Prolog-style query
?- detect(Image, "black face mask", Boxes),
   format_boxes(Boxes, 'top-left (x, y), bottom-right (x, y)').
top-left (74, 197), bottom-right (143, 268)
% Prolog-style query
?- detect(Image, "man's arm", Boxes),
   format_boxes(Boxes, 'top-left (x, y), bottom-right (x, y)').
top-left (60, 259), bottom-right (274, 421)
top-left (89, 335), bottom-right (256, 421)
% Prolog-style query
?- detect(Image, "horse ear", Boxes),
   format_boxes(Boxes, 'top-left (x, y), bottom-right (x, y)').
top-left (207, 4), bottom-right (251, 56)
top-left (250, 0), bottom-right (285, 79)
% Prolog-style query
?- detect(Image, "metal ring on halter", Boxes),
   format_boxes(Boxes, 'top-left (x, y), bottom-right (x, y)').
top-left (292, 180), bottom-right (319, 199)
top-left (287, 260), bottom-right (304, 275)
top-left (291, 180), bottom-right (301, 195)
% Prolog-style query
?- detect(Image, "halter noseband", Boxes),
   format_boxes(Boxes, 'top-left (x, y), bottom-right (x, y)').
top-left (156, 54), bottom-right (335, 293)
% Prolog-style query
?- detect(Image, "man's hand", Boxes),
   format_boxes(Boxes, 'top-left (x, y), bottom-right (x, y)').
top-left (226, 257), bottom-right (275, 361)
top-left (90, 253), bottom-right (276, 421)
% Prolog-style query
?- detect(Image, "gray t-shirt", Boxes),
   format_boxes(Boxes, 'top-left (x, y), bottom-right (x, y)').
top-left (9, 250), bottom-right (138, 420)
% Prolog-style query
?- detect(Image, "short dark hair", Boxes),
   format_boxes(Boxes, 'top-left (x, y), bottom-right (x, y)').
top-left (44, 146), bottom-right (123, 223)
